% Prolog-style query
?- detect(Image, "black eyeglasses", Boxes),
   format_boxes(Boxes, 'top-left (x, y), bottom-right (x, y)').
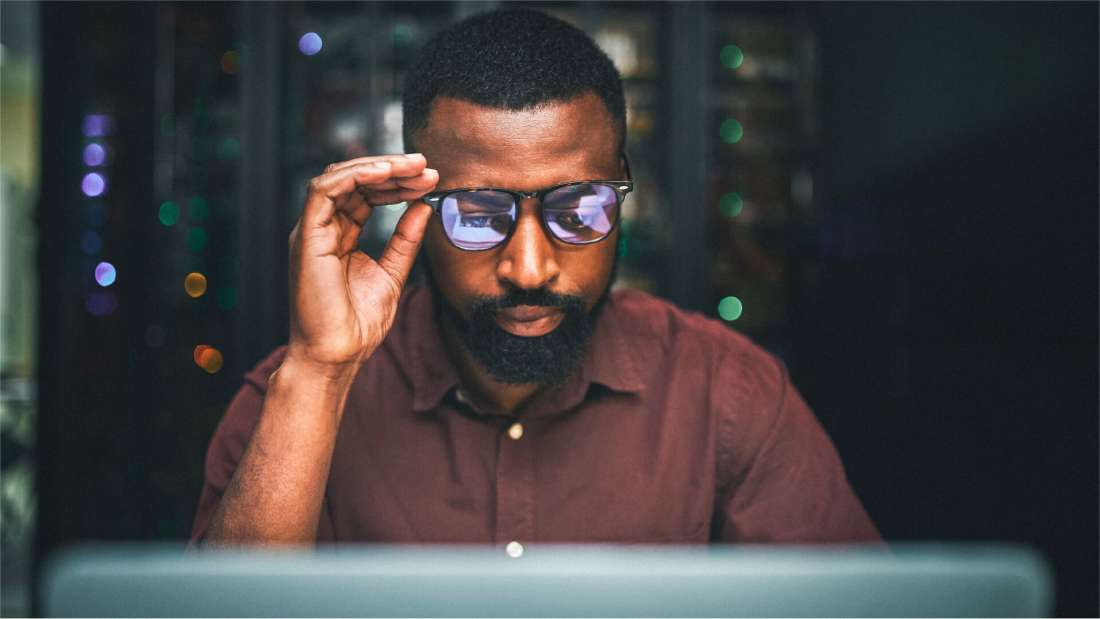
top-left (421, 158), bottom-right (633, 251)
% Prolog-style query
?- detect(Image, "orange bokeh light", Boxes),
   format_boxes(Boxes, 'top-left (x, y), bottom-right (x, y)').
top-left (194, 345), bottom-right (223, 374)
top-left (220, 50), bottom-right (240, 75)
top-left (185, 272), bottom-right (208, 298)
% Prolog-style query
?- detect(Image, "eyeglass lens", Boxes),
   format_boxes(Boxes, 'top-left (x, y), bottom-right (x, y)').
top-left (439, 183), bottom-right (620, 251)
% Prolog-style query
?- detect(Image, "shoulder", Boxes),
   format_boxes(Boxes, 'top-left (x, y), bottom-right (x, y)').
top-left (608, 288), bottom-right (786, 391)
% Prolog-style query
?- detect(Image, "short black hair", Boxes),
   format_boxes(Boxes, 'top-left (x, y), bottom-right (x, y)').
top-left (402, 8), bottom-right (626, 153)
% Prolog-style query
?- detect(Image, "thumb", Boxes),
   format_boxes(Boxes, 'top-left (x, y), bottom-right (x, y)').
top-left (376, 201), bottom-right (433, 287)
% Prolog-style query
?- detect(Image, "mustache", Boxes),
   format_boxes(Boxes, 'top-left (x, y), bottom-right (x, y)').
top-left (471, 288), bottom-right (586, 313)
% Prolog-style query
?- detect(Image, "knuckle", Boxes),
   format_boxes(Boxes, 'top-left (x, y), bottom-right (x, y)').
top-left (307, 177), bottom-right (323, 194)
top-left (390, 228), bottom-right (417, 251)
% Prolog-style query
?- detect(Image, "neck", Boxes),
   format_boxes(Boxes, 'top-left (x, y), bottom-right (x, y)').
top-left (439, 315), bottom-right (544, 414)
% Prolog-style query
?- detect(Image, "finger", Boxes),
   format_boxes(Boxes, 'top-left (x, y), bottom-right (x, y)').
top-left (376, 201), bottom-right (433, 287)
top-left (328, 153), bottom-right (427, 178)
top-left (394, 168), bottom-right (439, 191)
top-left (351, 168), bottom-right (438, 193)
top-left (303, 161), bottom-right (392, 229)
top-left (335, 183), bottom-right (375, 223)
top-left (337, 211), bottom-right (364, 254)
top-left (364, 186), bottom-right (435, 206)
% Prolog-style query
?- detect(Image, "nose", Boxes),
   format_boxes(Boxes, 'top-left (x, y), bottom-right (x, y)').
top-left (496, 199), bottom-right (560, 290)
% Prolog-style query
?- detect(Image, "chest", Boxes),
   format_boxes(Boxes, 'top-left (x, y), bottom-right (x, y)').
top-left (326, 392), bottom-right (718, 544)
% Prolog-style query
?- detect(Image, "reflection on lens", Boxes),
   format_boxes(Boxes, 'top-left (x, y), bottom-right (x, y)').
top-left (543, 183), bottom-right (618, 244)
top-left (441, 191), bottom-right (515, 250)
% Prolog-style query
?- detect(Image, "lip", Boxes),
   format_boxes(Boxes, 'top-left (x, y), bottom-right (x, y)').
top-left (495, 305), bottom-right (565, 337)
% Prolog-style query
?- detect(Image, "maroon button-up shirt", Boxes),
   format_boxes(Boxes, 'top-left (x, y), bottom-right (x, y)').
top-left (191, 285), bottom-right (880, 545)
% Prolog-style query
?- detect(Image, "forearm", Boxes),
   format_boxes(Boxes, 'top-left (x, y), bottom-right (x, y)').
top-left (202, 355), bottom-right (357, 545)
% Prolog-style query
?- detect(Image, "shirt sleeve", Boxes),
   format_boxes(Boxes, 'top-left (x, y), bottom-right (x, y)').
top-left (189, 346), bottom-right (336, 543)
top-left (712, 350), bottom-right (882, 544)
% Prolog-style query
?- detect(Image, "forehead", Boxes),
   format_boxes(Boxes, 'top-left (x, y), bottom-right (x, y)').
top-left (415, 93), bottom-right (621, 189)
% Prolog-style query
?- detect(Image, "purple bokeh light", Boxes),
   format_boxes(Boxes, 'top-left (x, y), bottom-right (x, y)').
top-left (94, 261), bottom-right (117, 287)
top-left (82, 173), bottom-right (106, 197)
top-left (82, 114), bottom-right (112, 137)
top-left (298, 32), bottom-right (323, 56)
top-left (83, 143), bottom-right (106, 166)
top-left (85, 290), bottom-right (118, 316)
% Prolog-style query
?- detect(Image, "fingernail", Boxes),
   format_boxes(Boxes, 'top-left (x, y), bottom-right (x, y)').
top-left (424, 168), bottom-right (438, 175)
top-left (404, 153), bottom-right (423, 159)
top-left (372, 161), bottom-right (391, 168)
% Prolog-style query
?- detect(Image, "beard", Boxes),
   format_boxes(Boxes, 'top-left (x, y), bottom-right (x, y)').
top-left (422, 255), bottom-right (617, 387)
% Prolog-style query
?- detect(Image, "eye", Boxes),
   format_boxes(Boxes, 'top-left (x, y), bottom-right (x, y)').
top-left (460, 213), bottom-right (511, 233)
top-left (550, 211), bottom-right (589, 231)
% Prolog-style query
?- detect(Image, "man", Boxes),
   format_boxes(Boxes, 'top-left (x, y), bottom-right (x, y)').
top-left (191, 9), bottom-right (880, 547)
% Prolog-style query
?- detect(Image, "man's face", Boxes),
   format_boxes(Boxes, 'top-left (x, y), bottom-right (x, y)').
top-left (416, 93), bottom-right (623, 384)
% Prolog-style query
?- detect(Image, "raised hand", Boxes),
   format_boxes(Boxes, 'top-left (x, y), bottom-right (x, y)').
top-left (286, 153), bottom-right (438, 374)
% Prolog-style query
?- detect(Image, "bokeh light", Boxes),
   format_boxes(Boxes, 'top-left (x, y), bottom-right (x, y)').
top-left (720, 119), bottom-right (743, 144)
top-left (299, 32), bottom-right (323, 56)
top-left (94, 261), bottom-right (117, 287)
top-left (216, 286), bottom-right (237, 310)
top-left (720, 44), bottom-right (744, 69)
top-left (392, 23), bottom-right (414, 46)
top-left (719, 192), bottom-right (744, 218)
top-left (80, 230), bottom-right (102, 255)
top-left (187, 227), bottom-right (208, 252)
top-left (188, 196), bottom-right (209, 221)
top-left (158, 201), bottom-right (179, 226)
top-left (218, 137), bottom-right (241, 161)
top-left (718, 296), bottom-right (744, 321)
top-left (194, 345), bottom-right (224, 374)
top-left (220, 50), bottom-right (240, 74)
top-left (85, 291), bottom-right (117, 316)
top-left (185, 272), bottom-right (208, 298)
top-left (83, 143), bottom-right (106, 166)
top-left (81, 114), bottom-right (112, 137)
top-left (82, 172), bottom-right (106, 197)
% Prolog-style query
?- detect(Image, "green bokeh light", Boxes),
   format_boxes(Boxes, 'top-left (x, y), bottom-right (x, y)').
top-left (393, 23), bottom-right (413, 46)
top-left (218, 137), bottom-right (241, 161)
top-left (718, 296), bottom-right (744, 321)
top-left (216, 286), bottom-right (237, 310)
top-left (720, 44), bottom-right (744, 69)
top-left (189, 196), bottom-right (209, 221)
top-left (158, 201), bottom-right (179, 226)
top-left (719, 192), bottom-right (744, 218)
top-left (720, 118), bottom-right (743, 144)
top-left (187, 227), bottom-right (208, 252)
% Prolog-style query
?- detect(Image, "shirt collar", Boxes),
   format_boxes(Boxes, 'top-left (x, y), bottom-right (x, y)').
top-left (392, 285), bottom-right (644, 415)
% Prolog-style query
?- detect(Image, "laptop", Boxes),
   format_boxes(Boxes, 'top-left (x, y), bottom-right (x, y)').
top-left (42, 543), bottom-right (1052, 617)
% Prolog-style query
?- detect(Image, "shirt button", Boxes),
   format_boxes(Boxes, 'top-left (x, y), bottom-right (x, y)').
top-left (507, 422), bottom-right (524, 440)
top-left (505, 541), bottom-right (524, 558)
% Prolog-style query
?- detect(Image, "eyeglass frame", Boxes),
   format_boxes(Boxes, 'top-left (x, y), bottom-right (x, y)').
top-left (420, 156), bottom-right (634, 252)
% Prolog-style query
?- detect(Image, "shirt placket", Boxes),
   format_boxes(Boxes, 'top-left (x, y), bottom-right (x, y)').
top-left (494, 419), bottom-right (535, 555)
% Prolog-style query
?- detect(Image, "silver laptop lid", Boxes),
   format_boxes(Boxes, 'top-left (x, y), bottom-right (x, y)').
top-left (43, 543), bottom-right (1052, 617)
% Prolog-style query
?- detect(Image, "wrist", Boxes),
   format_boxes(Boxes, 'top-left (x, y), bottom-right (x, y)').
top-left (279, 347), bottom-right (364, 387)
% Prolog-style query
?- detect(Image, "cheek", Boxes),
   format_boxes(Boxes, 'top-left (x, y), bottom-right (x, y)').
top-left (559, 232), bottom-right (618, 300)
top-left (425, 225), bottom-right (497, 299)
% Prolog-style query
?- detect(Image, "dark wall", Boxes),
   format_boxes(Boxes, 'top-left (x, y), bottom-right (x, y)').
top-left (800, 3), bottom-right (1097, 616)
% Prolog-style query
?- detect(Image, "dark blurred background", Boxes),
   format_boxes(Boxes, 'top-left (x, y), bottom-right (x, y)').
top-left (0, 1), bottom-right (1095, 616)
